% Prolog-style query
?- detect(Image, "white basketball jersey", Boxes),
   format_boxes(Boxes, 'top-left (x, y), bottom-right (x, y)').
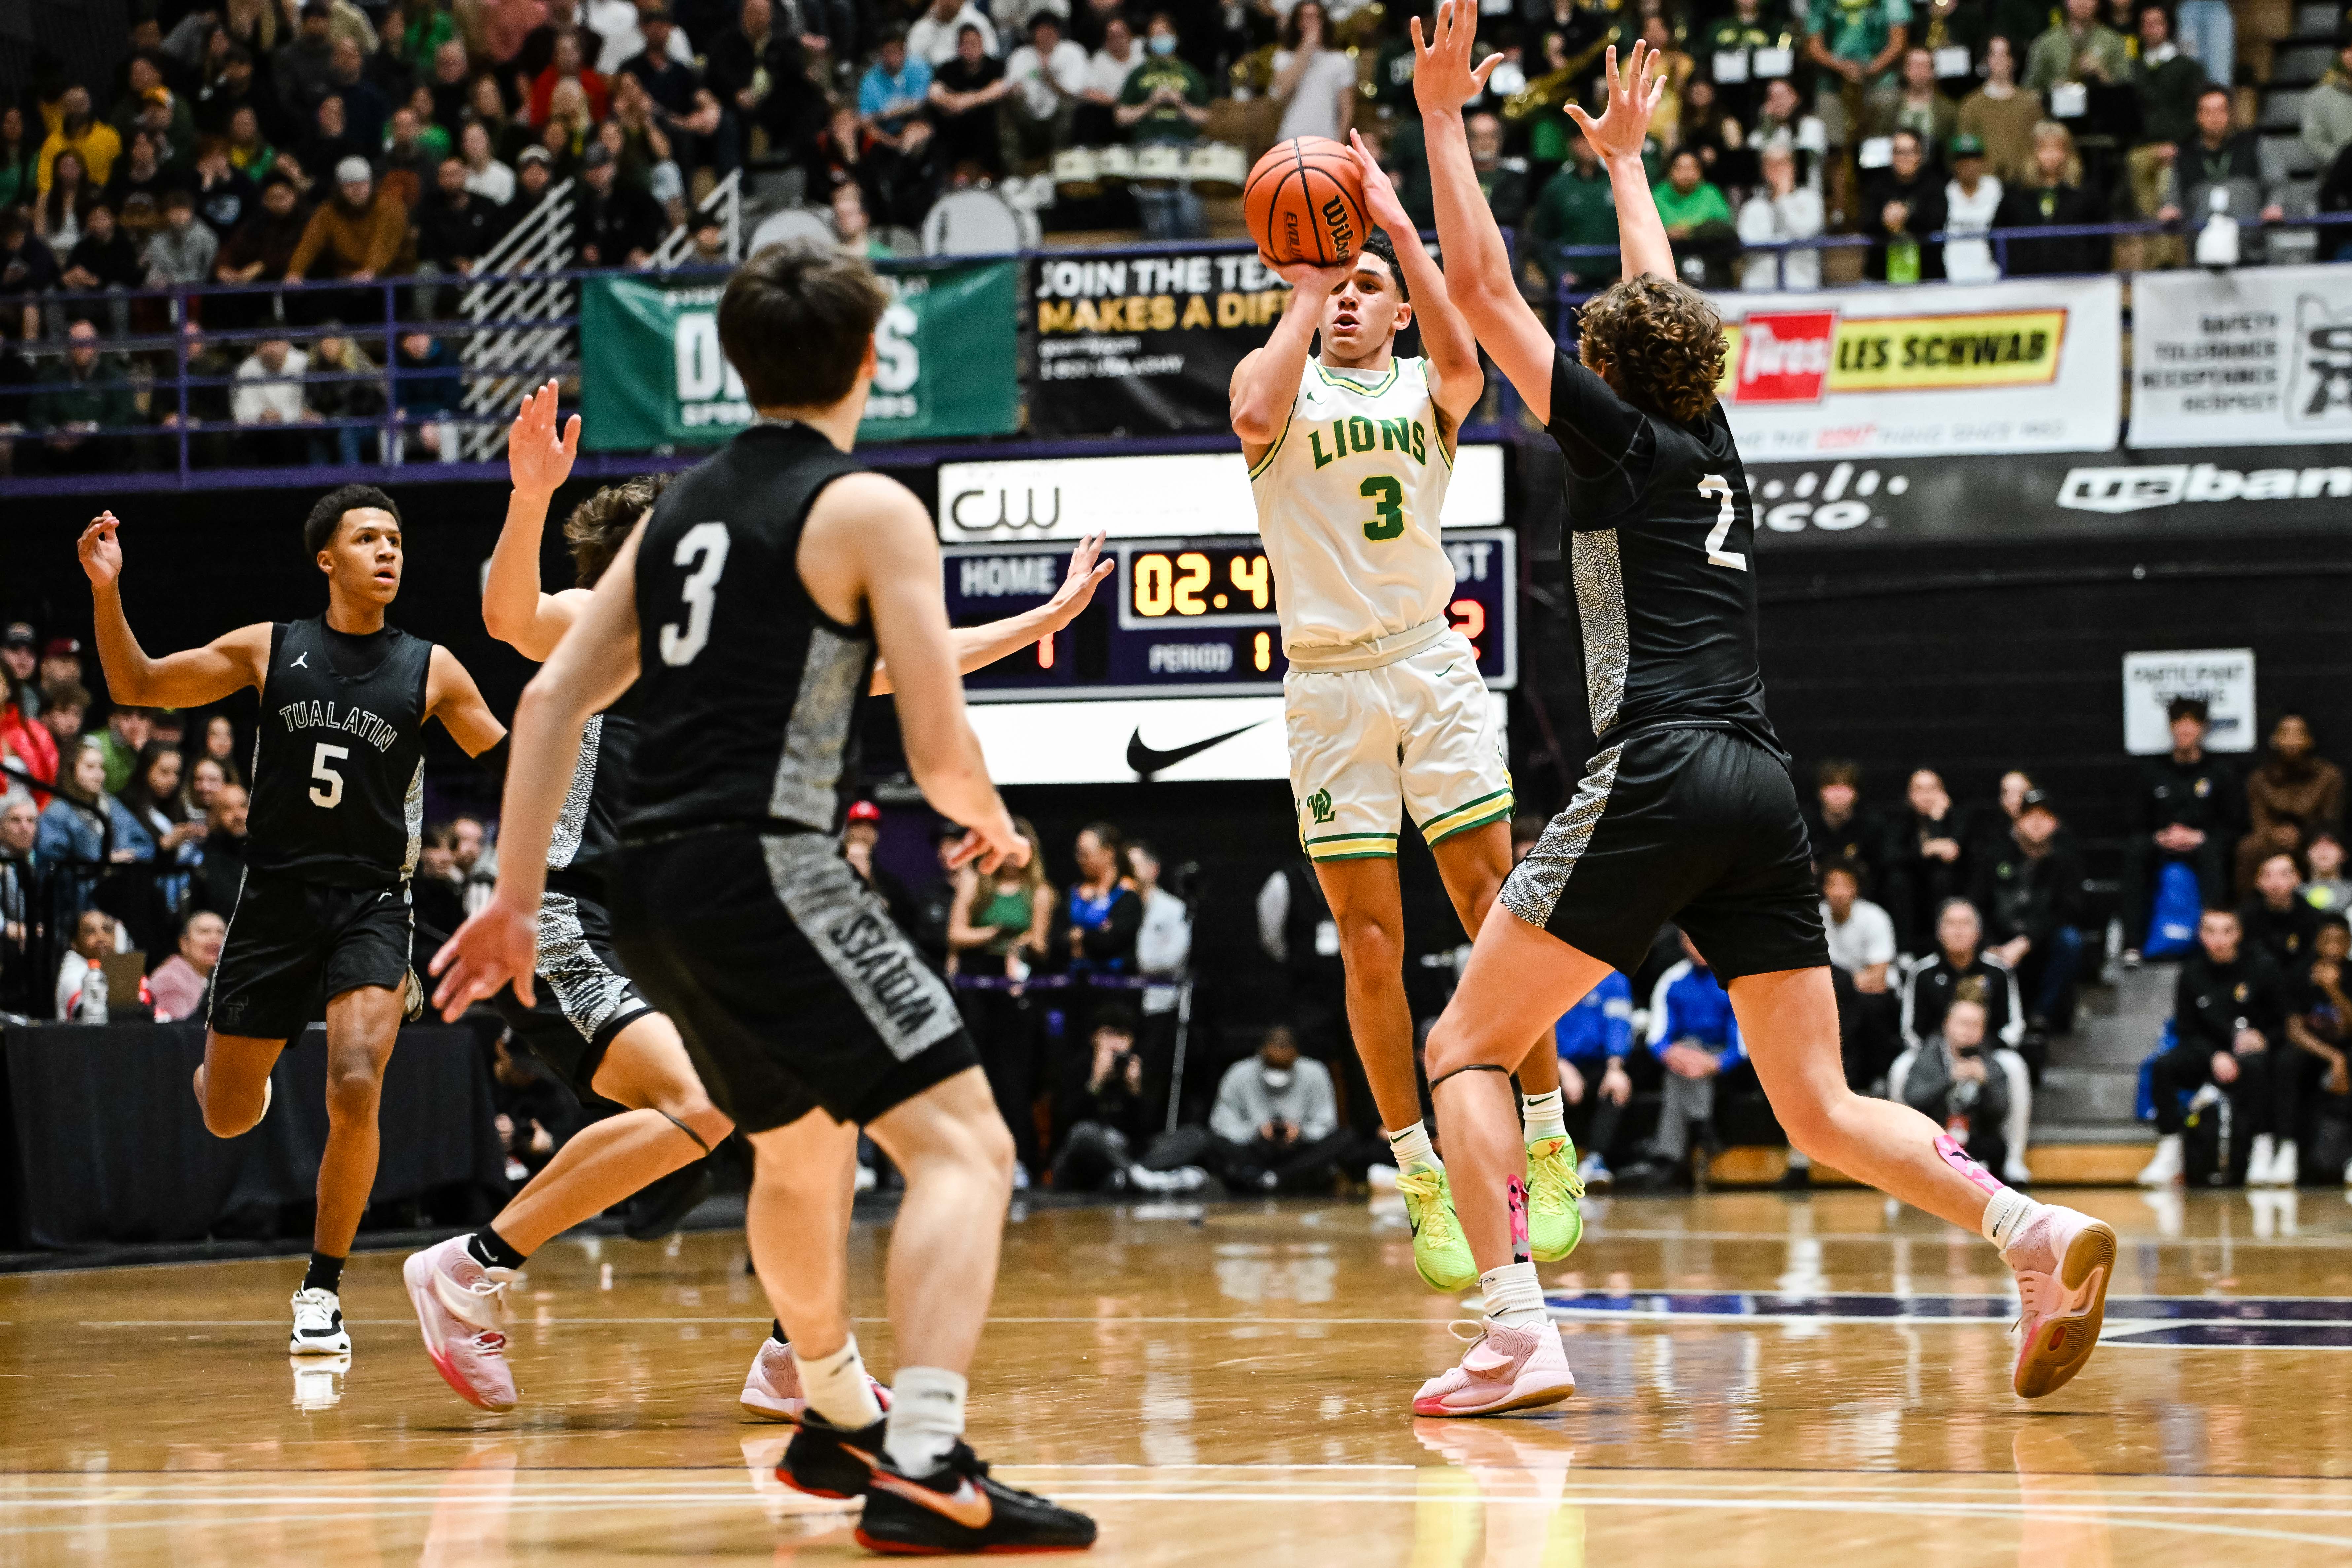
top-left (1249, 356), bottom-right (1456, 660)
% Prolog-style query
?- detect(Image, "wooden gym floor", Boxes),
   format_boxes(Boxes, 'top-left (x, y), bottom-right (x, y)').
top-left (3, 1188), bottom-right (2350, 1565)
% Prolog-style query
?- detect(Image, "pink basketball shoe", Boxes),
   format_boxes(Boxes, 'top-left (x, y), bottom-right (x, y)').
top-left (1412, 1320), bottom-right (1577, 1418)
top-left (738, 1338), bottom-right (891, 1423)
top-left (2006, 1205), bottom-right (2117, 1400)
top-left (402, 1236), bottom-right (519, 1412)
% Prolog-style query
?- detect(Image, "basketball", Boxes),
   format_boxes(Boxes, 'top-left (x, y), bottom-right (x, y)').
top-left (1243, 135), bottom-right (1369, 268)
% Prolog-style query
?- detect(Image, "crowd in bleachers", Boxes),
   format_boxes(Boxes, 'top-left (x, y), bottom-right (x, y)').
top-left (0, 0), bottom-right (2334, 475)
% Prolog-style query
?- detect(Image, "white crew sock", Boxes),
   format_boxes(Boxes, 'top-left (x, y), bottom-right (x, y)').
top-left (799, 1334), bottom-right (884, 1429)
top-left (1982, 1187), bottom-right (2044, 1254)
top-left (1478, 1260), bottom-right (1548, 1327)
top-left (1520, 1089), bottom-right (1567, 1144)
top-left (884, 1366), bottom-right (968, 1478)
top-left (1387, 1121), bottom-right (1440, 1172)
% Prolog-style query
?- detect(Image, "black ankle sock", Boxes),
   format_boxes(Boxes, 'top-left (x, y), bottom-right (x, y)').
top-left (303, 1251), bottom-right (346, 1294)
top-left (770, 1319), bottom-right (790, 1347)
top-left (468, 1228), bottom-right (529, 1272)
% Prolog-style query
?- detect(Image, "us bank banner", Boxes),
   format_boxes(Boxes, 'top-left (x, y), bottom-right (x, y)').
top-left (2127, 265), bottom-right (2352, 449)
top-left (1711, 276), bottom-right (2123, 458)
top-left (578, 263), bottom-right (1020, 451)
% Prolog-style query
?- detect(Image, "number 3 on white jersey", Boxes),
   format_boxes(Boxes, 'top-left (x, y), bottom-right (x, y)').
top-left (659, 521), bottom-right (732, 666)
top-left (1697, 475), bottom-right (1747, 571)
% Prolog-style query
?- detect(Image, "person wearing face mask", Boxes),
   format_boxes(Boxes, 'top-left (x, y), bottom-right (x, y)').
top-left (1200, 1026), bottom-right (1352, 1191)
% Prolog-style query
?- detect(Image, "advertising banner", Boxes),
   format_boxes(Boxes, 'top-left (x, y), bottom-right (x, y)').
top-left (2122, 649), bottom-right (2257, 754)
top-left (1712, 276), bottom-right (2123, 458)
top-left (1741, 444), bottom-right (2352, 549)
top-left (1029, 248), bottom-right (1293, 436)
top-left (2126, 264), bottom-right (2352, 449)
top-left (578, 262), bottom-right (1021, 451)
top-left (933, 446), bottom-right (1504, 541)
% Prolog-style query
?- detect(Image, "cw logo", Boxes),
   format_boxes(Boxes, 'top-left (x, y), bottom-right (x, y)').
top-left (947, 487), bottom-right (1064, 532)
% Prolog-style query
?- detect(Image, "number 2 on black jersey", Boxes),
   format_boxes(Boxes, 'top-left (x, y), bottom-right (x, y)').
top-left (660, 521), bottom-right (732, 666)
top-left (1697, 475), bottom-right (1747, 572)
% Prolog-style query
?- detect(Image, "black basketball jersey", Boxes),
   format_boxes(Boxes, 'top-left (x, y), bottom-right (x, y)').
top-left (1546, 351), bottom-right (1782, 759)
top-left (546, 682), bottom-right (638, 892)
top-left (247, 615), bottom-right (433, 886)
top-left (624, 421), bottom-right (875, 838)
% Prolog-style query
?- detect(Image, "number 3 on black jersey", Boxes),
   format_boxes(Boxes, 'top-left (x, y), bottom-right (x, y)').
top-left (660, 521), bottom-right (732, 666)
top-left (1697, 475), bottom-right (1747, 572)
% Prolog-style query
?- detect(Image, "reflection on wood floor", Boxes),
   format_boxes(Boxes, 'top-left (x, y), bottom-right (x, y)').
top-left (4, 1188), bottom-right (2349, 1564)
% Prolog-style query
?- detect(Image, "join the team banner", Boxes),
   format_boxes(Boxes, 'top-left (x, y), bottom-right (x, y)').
top-left (577, 261), bottom-right (1022, 450)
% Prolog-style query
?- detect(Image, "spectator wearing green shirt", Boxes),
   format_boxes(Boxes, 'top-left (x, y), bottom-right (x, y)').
top-left (2024, 0), bottom-right (2131, 94)
top-left (1116, 12), bottom-right (1211, 237)
top-left (1806, 0), bottom-right (1911, 148)
top-left (1654, 147), bottom-right (1738, 282)
top-left (1527, 139), bottom-right (1618, 294)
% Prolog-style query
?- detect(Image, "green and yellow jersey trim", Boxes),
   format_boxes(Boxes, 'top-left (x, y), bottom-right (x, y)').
top-left (1421, 788), bottom-right (1514, 846)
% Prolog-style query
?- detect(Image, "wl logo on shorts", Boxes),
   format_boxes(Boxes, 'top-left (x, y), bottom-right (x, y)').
top-left (1305, 789), bottom-right (1335, 824)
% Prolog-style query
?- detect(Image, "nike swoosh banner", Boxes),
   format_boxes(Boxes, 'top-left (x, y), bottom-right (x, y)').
top-left (579, 262), bottom-right (1021, 450)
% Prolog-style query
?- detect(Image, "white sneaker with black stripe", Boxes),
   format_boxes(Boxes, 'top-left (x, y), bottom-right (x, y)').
top-left (290, 1287), bottom-right (351, 1354)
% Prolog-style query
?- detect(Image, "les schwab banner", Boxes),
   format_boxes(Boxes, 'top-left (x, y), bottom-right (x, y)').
top-left (578, 263), bottom-right (1021, 450)
top-left (1711, 276), bottom-right (2123, 458)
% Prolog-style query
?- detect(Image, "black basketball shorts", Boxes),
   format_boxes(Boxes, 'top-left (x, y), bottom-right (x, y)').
top-left (609, 826), bottom-right (978, 1134)
top-left (1500, 726), bottom-right (1830, 982)
top-left (492, 887), bottom-right (656, 1100)
top-left (208, 868), bottom-right (416, 1040)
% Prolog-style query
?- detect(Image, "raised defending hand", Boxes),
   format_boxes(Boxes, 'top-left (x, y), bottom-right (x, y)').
top-left (1565, 42), bottom-right (1667, 163)
top-left (1347, 129), bottom-right (1412, 236)
top-left (430, 896), bottom-right (541, 1019)
top-left (506, 379), bottom-right (580, 499)
top-left (1042, 531), bottom-right (1114, 632)
top-left (78, 511), bottom-right (124, 589)
top-left (946, 807), bottom-right (1032, 877)
top-left (1411, 0), bottom-right (1501, 119)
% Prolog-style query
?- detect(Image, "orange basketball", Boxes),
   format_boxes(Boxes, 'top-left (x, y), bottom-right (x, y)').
top-left (1243, 136), bottom-right (1369, 269)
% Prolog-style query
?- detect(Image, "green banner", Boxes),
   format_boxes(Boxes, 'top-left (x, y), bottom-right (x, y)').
top-left (579, 260), bottom-right (1021, 451)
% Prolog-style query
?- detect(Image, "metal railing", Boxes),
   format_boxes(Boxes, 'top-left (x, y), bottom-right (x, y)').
top-left (4, 209), bottom-right (2344, 498)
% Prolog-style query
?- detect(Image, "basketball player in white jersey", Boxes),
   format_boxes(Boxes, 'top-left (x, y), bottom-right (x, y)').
top-left (1230, 145), bottom-right (1580, 1294)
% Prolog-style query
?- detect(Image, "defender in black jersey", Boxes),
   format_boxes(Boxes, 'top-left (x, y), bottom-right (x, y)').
top-left (430, 245), bottom-right (1092, 1552)
top-left (78, 486), bottom-right (505, 1359)
top-left (406, 385), bottom-right (1109, 1415)
top-left (1406, 11), bottom-right (2117, 1416)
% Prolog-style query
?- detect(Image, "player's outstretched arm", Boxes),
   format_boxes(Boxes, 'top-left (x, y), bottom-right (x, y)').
top-left (1413, 0), bottom-right (1557, 424)
top-left (1347, 129), bottom-right (1483, 436)
top-left (484, 380), bottom-right (592, 661)
top-left (1229, 258), bottom-right (1351, 453)
top-left (432, 523), bottom-right (648, 1018)
top-left (78, 511), bottom-right (270, 708)
top-left (425, 645), bottom-right (509, 757)
top-left (869, 531), bottom-right (1111, 696)
top-left (1565, 42), bottom-right (1674, 283)
top-left (809, 472), bottom-right (1025, 875)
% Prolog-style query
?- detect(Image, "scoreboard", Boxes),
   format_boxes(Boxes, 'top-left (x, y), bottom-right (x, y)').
top-left (944, 529), bottom-right (1517, 701)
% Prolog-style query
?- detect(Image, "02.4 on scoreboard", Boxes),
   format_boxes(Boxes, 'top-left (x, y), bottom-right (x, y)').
top-left (944, 531), bottom-right (1517, 700)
